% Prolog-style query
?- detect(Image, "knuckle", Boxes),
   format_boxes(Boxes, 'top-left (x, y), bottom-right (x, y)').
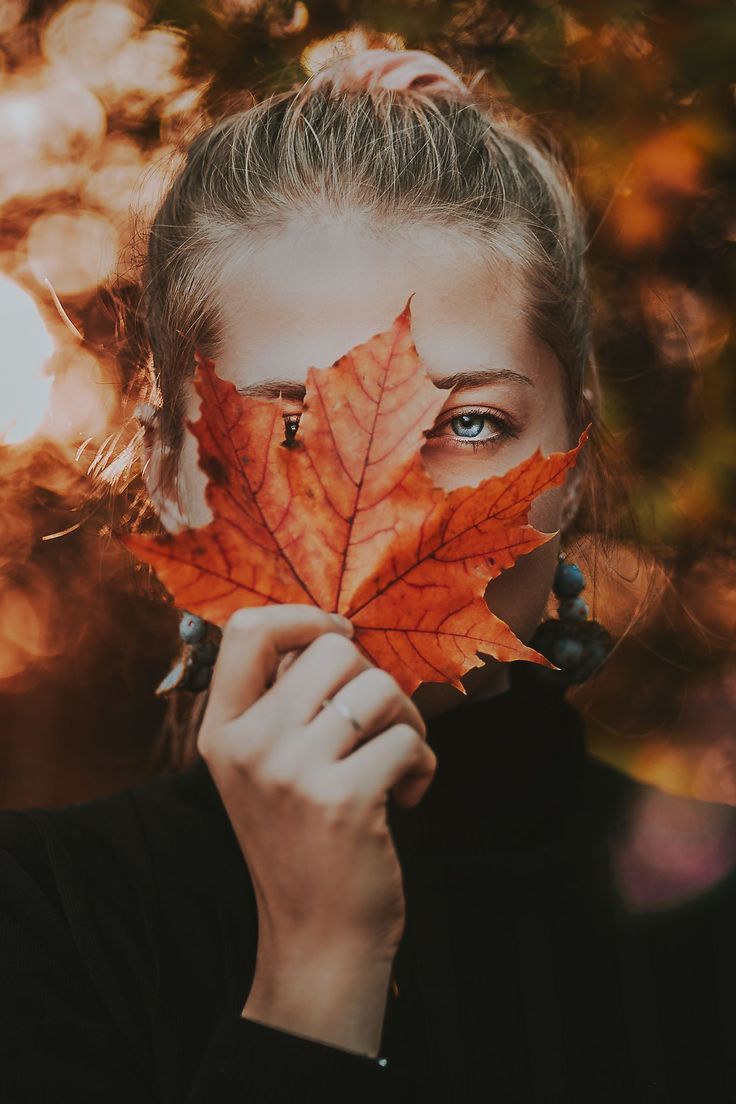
top-left (196, 721), bottom-right (213, 759)
top-left (392, 723), bottom-right (423, 756)
top-left (410, 706), bottom-right (428, 739)
top-left (420, 743), bottom-right (438, 776)
top-left (257, 753), bottom-right (298, 795)
top-left (197, 716), bottom-right (230, 762)
top-left (229, 738), bottom-right (262, 774)
top-left (365, 667), bottom-right (401, 700)
top-left (321, 792), bottom-right (353, 829)
top-left (196, 713), bottom-right (274, 779)
top-left (224, 606), bottom-right (263, 638)
top-left (211, 719), bottom-right (266, 774)
top-left (310, 630), bottom-right (357, 664)
top-left (196, 735), bottom-right (215, 765)
top-left (304, 773), bottom-right (353, 820)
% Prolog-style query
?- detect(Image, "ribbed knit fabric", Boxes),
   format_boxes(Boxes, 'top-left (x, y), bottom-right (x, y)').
top-left (1, 680), bottom-right (736, 1102)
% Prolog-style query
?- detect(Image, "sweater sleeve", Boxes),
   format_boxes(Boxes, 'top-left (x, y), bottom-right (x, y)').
top-left (0, 810), bottom-right (157, 1102)
top-left (188, 1013), bottom-right (422, 1102)
top-left (0, 808), bottom-right (423, 1102)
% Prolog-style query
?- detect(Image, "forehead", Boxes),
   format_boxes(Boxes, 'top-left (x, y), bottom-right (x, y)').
top-left (210, 214), bottom-right (549, 390)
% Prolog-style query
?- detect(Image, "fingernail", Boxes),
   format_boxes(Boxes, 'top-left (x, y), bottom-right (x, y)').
top-left (329, 613), bottom-right (354, 635)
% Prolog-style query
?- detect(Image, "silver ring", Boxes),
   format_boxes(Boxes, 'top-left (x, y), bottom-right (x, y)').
top-left (321, 697), bottom-right (365, 736)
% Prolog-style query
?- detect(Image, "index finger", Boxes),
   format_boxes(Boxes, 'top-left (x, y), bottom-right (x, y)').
top-left (205, 604), bottom-right (354, 730)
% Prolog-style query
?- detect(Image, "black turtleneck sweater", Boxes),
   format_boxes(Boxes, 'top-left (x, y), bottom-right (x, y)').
top-left (2, 682), bottom-right (736, 1103)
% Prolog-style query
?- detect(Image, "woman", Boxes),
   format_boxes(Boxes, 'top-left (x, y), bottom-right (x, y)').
top-left (2, 48), bottom-right (735, 1103)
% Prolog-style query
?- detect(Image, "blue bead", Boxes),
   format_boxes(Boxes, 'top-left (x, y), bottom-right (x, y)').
top-left (180, 611), bottom-right (206, 643)
top-left (558, 596), bottom-right (589, 623)
top-left (194, 639), bottom-right (219, 665)
top-left (587, 638), bottom-right (611, 666)
top-left (189, 662), bottom-right (213, 693)
top-left (551, 637), bottom-right (585, 669)
top-left (553, 561), bottom-right (585, 598)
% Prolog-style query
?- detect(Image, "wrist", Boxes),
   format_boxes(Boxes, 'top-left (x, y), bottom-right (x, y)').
top-left (241, 941), bottom-right (396, 1058)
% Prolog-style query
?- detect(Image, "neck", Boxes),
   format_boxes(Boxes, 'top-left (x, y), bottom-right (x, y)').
top-left (412, 660), bottom-right (511, 722)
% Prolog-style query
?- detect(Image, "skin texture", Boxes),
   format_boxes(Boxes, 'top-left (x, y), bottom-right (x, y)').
top-left (143, 213), bottom-right (583, 721)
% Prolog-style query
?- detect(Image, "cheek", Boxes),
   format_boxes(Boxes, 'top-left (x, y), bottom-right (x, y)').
top-left (482, 483), bottom-right (565, 640)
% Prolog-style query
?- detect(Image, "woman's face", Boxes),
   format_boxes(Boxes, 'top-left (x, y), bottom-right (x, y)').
top-left (147, 215), bottom-right (582, 717)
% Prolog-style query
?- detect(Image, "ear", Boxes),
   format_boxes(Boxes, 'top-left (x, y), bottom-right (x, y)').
top-left (137, 404), bottom-right (189, 533)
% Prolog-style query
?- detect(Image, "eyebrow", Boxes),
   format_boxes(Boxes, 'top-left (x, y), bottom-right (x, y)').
top-left (236, 368), bottom-right (534, 399)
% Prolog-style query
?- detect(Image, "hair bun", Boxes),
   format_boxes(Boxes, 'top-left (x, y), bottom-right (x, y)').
top-left (310, 48), bottom-right (469, 98)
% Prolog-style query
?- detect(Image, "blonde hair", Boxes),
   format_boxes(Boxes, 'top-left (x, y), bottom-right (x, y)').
top-left (144, 77), bottom-right (600, 489)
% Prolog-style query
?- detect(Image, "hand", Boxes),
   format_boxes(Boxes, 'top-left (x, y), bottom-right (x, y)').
top-left (196, 604), bottom-right (436, 1055)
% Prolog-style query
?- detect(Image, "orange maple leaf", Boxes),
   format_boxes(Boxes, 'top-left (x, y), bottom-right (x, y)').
top-left (119, 298), bottom-right (588, 696)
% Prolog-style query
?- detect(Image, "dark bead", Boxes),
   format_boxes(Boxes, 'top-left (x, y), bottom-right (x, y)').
top-left (558, 596), bottom-right (588, 623)
top-left (526, 614), bottom-right (614, 688)
top-left (188, 662), bottom-right (214, 693)
top-left (566, 621), bottom-right (614, 683)
top-left (193, 639), bottom-right (219, 665)
top-left (586, 636), bottom-right (612, 668)
top-left (551, 637), bottom-right (585, 669)
top-left (527, 618), bottom-right (560, 659)
top-left (553, 561), bottom-right (585, 599)
top-left (180, 612), bottom-right (206, 644)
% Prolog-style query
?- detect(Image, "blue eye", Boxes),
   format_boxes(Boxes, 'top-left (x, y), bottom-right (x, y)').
top-left (428, 407), bottom-right (516, 452)
top-left (452, 412), bottom-right (488, 438)
top-left (283, 407), bottom-right (516, 453)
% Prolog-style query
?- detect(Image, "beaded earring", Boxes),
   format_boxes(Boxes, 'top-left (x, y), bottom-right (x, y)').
top-left (511, 552), bottom-right (614, 695)
top-left (156, 556), bottom-right (612, 697)
top-left (156, 611), bottom-right (221, 697)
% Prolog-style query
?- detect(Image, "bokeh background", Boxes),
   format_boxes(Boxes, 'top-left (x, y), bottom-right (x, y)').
top-left (0, 0), bottom-right (734, 810)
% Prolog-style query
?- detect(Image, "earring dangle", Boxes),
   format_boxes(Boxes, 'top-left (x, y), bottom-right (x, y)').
top-left (156, 611), bottom-right (221, 697)
top-left (515, 552), bottom-right (614, 694)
